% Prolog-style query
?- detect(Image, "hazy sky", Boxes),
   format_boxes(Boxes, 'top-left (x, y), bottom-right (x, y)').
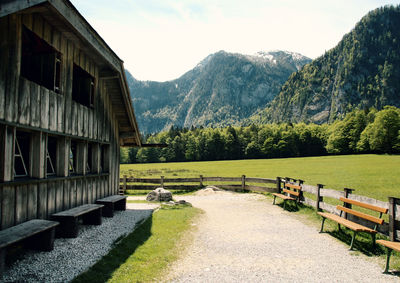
top-left (70, 0), bottom-right (399, 82)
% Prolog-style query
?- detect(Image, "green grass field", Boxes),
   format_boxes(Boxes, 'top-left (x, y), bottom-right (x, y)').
top-left (121, 154), bottom-right (400, 201)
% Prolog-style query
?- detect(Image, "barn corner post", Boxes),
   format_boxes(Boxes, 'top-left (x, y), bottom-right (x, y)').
top-left (388, 196), bottom-right (399, 242)
top-left (316, 184), bottom-right (324, 211)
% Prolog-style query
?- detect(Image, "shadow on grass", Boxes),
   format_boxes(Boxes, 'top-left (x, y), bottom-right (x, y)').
top-left (72, 211), bottom-right (153, 283)
top-left (276, 200), bottom-right (301, 212)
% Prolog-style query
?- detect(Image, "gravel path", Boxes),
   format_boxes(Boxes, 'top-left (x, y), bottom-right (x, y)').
top-left (168, 191), bottom-right (398, 282)
top-left (2, 203), bottom-right (158, 283)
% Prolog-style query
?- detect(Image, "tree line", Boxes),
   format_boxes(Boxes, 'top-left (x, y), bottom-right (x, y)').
top-left (120, 106), bottom-right (400, 164)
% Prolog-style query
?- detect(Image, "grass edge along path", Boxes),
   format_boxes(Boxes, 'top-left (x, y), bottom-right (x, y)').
top-left (72, 204), bottom-right (202, 283)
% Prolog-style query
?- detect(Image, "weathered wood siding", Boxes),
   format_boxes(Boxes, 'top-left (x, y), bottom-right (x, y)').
top-left (0, 13), bottom-right (121, 229)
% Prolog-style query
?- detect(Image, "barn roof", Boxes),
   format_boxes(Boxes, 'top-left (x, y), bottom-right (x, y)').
top-left (0, 0), bottom-right (141, 146)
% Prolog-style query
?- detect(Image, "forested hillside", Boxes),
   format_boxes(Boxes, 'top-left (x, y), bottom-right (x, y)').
top-left (127, 50), bottom-right (310, 134)
top-left (121, 107), bottom-right (400, 163)
top-left (252, 5), bottom-right (400, 124)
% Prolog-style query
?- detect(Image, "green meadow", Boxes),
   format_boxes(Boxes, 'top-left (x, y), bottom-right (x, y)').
top-left (121, 154), bottom-right (400, 201)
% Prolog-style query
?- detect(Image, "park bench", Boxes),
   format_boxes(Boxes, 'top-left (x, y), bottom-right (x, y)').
top-left (318, 197), bottom-right (388, 250)
top-left (96, 195), bottom-right (127, 217)
top-left (51, 204), bottom-right (104, 238)
top-left (0, 219), bottom-right (59, 274)
top-left (272, 182), bottom-right (302, 209)
top-left (376, 240), bottom-right (400, 273)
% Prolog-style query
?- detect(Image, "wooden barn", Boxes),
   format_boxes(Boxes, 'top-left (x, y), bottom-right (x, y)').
top-left (0, 0), bottom-right (141, 231)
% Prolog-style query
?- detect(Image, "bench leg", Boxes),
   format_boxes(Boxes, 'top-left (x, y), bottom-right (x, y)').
top-left (115, 199), bottom-right (126, 211)
top-left (349, 231), bottom-right (357, 250)
top-left (83, 208), bottom-right (102, 225)
top-left (29, 227), bottom-right (56, 251)
top-left (102, 203), bottom-right (114, 218)
top-left (283, 200), bottom-right (286, 210)
top-left (0, 248), bottom-right (5, 277)
top-left (319, 218), bottom-right (326, 233)
top-left (371, 233), bottom-right (376, 248)
top-left (338, 223), bottom-right (341, 231)
top-left (384, 248), bottom-right (392, 273)
top-left (273, 195), bottom-right (276, 205)
top-left (56, 217), bottom-right (79, 238)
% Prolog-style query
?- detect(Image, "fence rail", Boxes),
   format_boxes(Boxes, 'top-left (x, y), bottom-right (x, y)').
top-left (120, 175), bottom-right (400, 240)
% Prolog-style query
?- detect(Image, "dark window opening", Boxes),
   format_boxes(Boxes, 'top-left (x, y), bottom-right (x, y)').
top-left (87, 143), bottom-right (92, 173)
top-left (14, 131), bottom-right (30, 178)
top-left (21, 26), bottom-right (61, 93)
top-left (69, 140), bottom-right (77, 175)
top-left (46, 136), bottom-right (57, 176)
top-left (72, 64), bottom-right (95, 107)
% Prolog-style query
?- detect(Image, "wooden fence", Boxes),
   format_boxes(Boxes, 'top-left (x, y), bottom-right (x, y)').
top-left (120, 175), bottom-right (400, 240)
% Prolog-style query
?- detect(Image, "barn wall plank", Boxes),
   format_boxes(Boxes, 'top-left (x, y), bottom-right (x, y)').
top-left (2, 186), bottom-right (15, 229)
top-left (55, 180), bottom-right (63, 213)
top-left (70, 179), bottom-right (77, 208)
top-left (63, 180), bottom-right (70, 210)
top-left (30, 82), bottom-right (41, 128)
top-left (0, 17), bottom-right (8, 121)
top-left (15, 185), bottom-right (28, 224)
top-left (47, 182), bottom-right (56, 217)
top-left (37, 182), bottom-right (47, 219)
top-left (40, 87), bottom-right (50, 129)
top-left (48, 91), bottom-right (57, 131)
top-left (27, 184), bottom-right (38, 220)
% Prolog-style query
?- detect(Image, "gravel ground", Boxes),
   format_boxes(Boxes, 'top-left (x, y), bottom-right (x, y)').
top-left (167, 191), bottom-right (399, 282)
top-left (2, 203), bottom-right (157, 283)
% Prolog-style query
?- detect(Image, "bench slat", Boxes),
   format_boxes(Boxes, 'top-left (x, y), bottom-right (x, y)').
top-left (52, 204), bottom-right (104, 218)
top-left (337, 205), bottom-right (384, 225)
top-left (339, 197), bottom-right (388, 214)
top-left (0, 220), bottom-right (59, 249)
top-left (282, 188), bottom-right (300, 197)
top-left (272, 193), bottom-right (295, 201)
top-left (96, 195), bottom-right (127, 203)
top-left (285, 183), bottom-right (301, 190)
top-left (318, 212), bottom-right (377, 233)
top-left (376, 240), bottom-right (400, 252)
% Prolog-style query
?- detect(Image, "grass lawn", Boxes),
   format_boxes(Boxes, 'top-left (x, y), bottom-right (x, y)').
top-left (73, 204), bottom-right (201, 283)
top-left (121, 154), bottom-right (400, 201)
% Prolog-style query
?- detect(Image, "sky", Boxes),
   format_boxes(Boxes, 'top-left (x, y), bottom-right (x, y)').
top-left (70, 0), bottom-right (400, 82)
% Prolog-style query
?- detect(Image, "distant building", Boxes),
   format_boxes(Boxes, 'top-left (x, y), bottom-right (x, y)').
top-left (0, 0), bottom-right (141, 229)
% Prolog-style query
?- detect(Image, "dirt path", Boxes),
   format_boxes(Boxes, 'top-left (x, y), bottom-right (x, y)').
top-left (167, 191), bottom-right (397, 282)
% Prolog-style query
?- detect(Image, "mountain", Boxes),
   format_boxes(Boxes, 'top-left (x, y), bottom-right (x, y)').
top-left (126, 50), bottom-right (311, 134)
top-left (252, 5), bottom-right (400, 124)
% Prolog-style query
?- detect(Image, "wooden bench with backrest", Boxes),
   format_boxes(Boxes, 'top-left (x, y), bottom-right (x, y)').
top-left (272, 180), bottom-right (302, 209)
top-left (0, 219), bottom-right (59, 274)
top-left (318, 197), bottom-right (388, 250)
top-left (96, 195), bottom-right (127, 217)
top-left (376, 240), bottom-right (400, 273)
top-left (51, 204), bottom-right (104, 238)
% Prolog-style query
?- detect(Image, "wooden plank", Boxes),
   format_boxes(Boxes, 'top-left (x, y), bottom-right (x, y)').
top-left (347, 214), bottom-right (389, 235)
top-left (88, 110), bottom-right (93, 139)
top-left (301, 184), bottom-right (318, 194)
top-left (52, 27), bottom-right (61, 51)
top-left (70, 179), bottom-right (77, 208)
top-left (319, 202), bottom-right (339, 215)
top-left (48, 91), bottom-right (57, 131)
top-left (27, 184), bottom-right (38, 220)
top-left (52, 204), bottom-right (103, 217)
top-left (64, 40), bottom-right (73, 135)
top-left (78, 104), bottom-right (83, 137)
top-left (285, 183), bottom-right (301, 190)
top-left (47, 182), bottom-right (56, 217)
top-left (340, 197), bottom-right (388, 214)
top-left (18, 77), bottom-right (31, 125)
top-left (0, 125), bottom-right (14, 182)
top-left (320, 188), bottom-right (343, 199)
top-left (346, 195), bottom-right (389, 212)
top-left (30, 82), bottom-right (41, 127)
top-left (40, 87), bottom-right (50, 129)
top-left (63, 180), bottom-right (70, 210)
top-left (21, 13), bottom-right (33, 30)
top-left (82, 179), bottom-right (88, 204)
top-left (203, 177), bottom-right (242, 182)
top-left (71, 102), bottom-right (77, 136)
top-left (76, 179), bottom-right (82, 206)
top-left (0, 17), bottom-right (9, 121)
top-left (283, 188), bottom-right (300, 196)
top-left (37, 183), bottom-right (47, 219)
top-left (43, 18), bottom-right (51, 44)
top-left (55, 181), bottom-right (63, 213)
top-left (32, 14), bottom-right (43, 37)
top-left (0, 219), bottom-right (58, 248)
top-left (57, 93), bottom-right (64, 132)
top-left (163, 178), bottom-right (201, 183)
top-left (245, 177), bottom-right (276, 184)
top-left (337, 205), bottom-right (384, 225)
top-left (126, 185), bottom-right (198, 191)
top-left (1, 186), bottom-right (15, 229)
top-left (15, 185), bottom-right (28, 224)
top-left (303, 196), bottom-right (317, 207)
top-left (83, 107), bottom-right (88, 138)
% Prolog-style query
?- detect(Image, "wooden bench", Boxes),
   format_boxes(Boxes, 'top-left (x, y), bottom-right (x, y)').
top-left (96, 195), bottom-right (127, 217)
top-left (0, 219), bottom-right (59, 274)
top-left (272, 182), bottom-right (302, 209)
top-left (51, 204), bottom-right (104, 238)
top-left (376, 240), bottom-right (400, 273)
top-left (318, 197), bottom-right (388, 250)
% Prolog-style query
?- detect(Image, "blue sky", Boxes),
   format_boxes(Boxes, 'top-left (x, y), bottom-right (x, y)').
top-left (70, 0), bottom-right (400, 82)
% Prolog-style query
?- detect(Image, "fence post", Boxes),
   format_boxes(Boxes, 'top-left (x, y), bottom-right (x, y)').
top-left (343, 188), bottom-right (354, 219)
top-left (121, 175), bottom-right (127, 195)
top-left (241, 175), bottom-right (246, 191)
top-left (389, 197), bottom-right (398, 242)
top-left (161, 176), bottom-right (164, 188)
top-left (200, 175), bottom-right (203, 187)
top-left (276, 177), bottom-right (281, 193)
top-left (316, 184), bottom-right (324, 211)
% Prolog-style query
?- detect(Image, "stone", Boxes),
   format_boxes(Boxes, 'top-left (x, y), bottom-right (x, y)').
top-left (146, 188), bottom-right (173, 202)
